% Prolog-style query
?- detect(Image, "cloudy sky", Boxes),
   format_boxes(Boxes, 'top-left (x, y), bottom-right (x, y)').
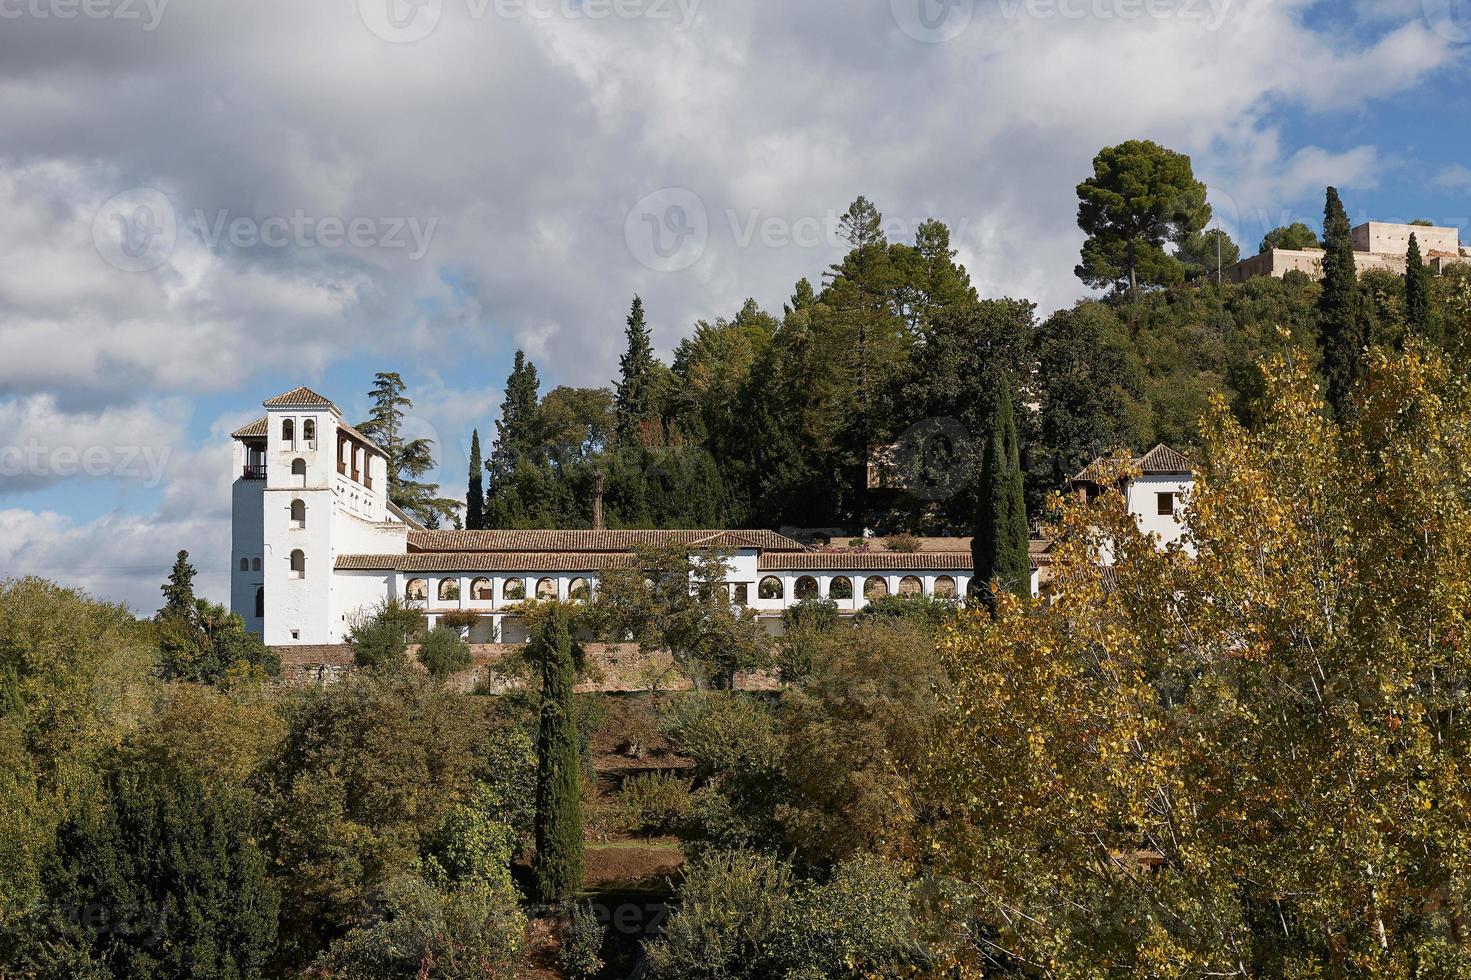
top-left (1, 0), bottom-right (1468, 611)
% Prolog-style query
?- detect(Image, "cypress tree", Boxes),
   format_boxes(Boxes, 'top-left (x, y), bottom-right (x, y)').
top-left (614, 296), bottom-right (658, 445)
top-left (160, 550), bottom-right (197, 620)
top-left (972, 383), bottom-right (1030, 606)
top-left (1318, 187), bottom-right (1365, 418)
top-left (531, 603), bottom-right (584, 902)
top-left (466, 429), bottom-right (484, 531)
top-left (1404, 232), bottom-right (1436, 345)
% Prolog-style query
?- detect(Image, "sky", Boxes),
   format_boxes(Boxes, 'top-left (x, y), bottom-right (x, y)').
top-left (1, 0), bottom-right (1469, 613)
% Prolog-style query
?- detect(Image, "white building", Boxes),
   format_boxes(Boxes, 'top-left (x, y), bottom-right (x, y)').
top-left (1069, 444), bottom-right (1195, 559)
top-left (234, 389), bottom-right (1206, 650)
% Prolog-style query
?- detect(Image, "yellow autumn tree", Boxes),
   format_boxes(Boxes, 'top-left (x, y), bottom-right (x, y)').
top-left (931, 342), bottom-right (1471, 978)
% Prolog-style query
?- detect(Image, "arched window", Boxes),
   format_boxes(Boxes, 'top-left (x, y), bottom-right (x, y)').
top-left (503, 578), bottom-right (526, 601)
top-left (829, 576), bottom-right (853, 600)
top-left (302, 419), bottom-right (316, 445)
top-left (536, 578), bottom-right (558, 600)
top-left (568, 578), bottom-right (590, 601)
top-left (291, 459), bottom-right (307, 488)
top-left (282, 418), bottom-right (294, 443)
top-left (732, 583), bottom-right (749, 606)
top-left (438, 578), bottom-right (460, 601)
top-left (239, 557), bottom-right (249, 571)
top-left (795, 576), bottom-right (819, 600)
top-left (758, 576), bottom-right (783, 600)
top-left (405, 579), bottom-right (428, 601)
top-left (254, 587), bottom-right (264, 618)
top-left (934, 575), bottom-right (957, 598)
top-left (290, 499), bottom-right (306, 528)
top-left (471, 577), bottom-right (493, 600)
top-left (864, 576), bottom-right (889, 600)
top-left (289, 549), bottom-right (305, 579)
top-left (252, 557), bottom-right (261, 572)
top-left (899, 575), bottom-right (923, 596)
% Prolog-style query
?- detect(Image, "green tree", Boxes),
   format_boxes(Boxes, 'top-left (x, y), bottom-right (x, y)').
top-left (263, 668), bottom-right (490, 961)
top-left (1318, 186), bottom-right (1366, 418)
top-left (1034, 302), bottom-right (1149, 489)
top-left (529, 603), bottom-right (584, 902)
top-left (465, 429), bottom-right (484, 531)
top-left (32, 765), bottom-right (279, 979)
top-left (972, 384), bottom-right (1029, 603)
top-left (485, 352), bottom-right (548, 528)
top-left (615, 295), bottom-right (661, 445)
top-left (591, 547), bottom-right (771, 690)
top-left (158, 599), bottom-right (280, 686)
top-left (1177, 227), bottom-right (1240, 282)
top-left (347, 598), bottom-right (424, 671)
top-left (1260, 222), bottom-right (1320, 253)
top-left (358, 372), bottom-right (459, 525)
top-left (1075, 139), bottom-right (1209, 294)
top-left (159, 549), bottom-right (196, 620)
top-left (1405, 231), bottom-right (1437, 345)
top-left (419, 624), bottom-right (472, 681)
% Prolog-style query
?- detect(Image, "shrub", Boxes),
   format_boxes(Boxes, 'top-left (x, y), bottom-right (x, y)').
top-left (558, 901), bottom-right (605, 980)
top-left (885, 533), bottom-right (922, 553)
top-left (616, 771), bottom-right (691, 836)
top-left (347, 598), bottom-right (424, 670)
top-left (438, 609), bottom-right (479, 634)
top-left (420, 625), bottom-right (473, 680)
top-left (643, 850), bottom-right (792, 980)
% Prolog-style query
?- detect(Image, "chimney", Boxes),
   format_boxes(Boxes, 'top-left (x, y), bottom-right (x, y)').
top-left (591, 470), bottom-right (605, 531)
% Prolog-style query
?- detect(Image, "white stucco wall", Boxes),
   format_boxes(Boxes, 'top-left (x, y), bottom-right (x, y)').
top-left (1125, 474), bottom-right (1194, 554)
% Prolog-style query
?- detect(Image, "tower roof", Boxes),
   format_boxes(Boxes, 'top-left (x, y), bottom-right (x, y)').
top-left (1073, 445), bottom-right (1192, 484)
top-left (263, 386), bottom-right (338, 412)
top-left (231, 417), bottom-right (268, 440)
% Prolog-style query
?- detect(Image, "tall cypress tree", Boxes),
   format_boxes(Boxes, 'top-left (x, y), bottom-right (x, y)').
top-left (531, 603), bottom-right (584, 902)
top-left (1404, 232), bottom-right (1436, 345)
top-left (614, 296), bottom-right (658, 445)
top-left (160, 550), bottom-right (197, 620)
top-left (466, 429), bottom-right (484, 531)
top-left (1318, 187), bottom-right (1365, 418)
top-left (358, 372), bottom-right (456, 525)
top-left (489, 351), bottom-right (541, 483)
top-left (972, 383), bottom-right (1029, 606)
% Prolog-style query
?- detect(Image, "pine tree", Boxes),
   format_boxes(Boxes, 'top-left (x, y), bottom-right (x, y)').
top-left (1318, 187), bottom-right (1366, 418)
top-left (1404, 232), bottom-right (1436, 345)
top-left (489, 351), bottom-right (541, 483)
top-left (531, 603), bottom-right (584, 902)
top-left (160, 550), bottom-right (197, 620)
top-left (466, 429), bottom-right (485, 531)
top-left (614, 296), bottom-right (659, 445)
top-left (972, 384), bottom-right (1030, 606)
top-left (358, 372), bottom-right (457, 525)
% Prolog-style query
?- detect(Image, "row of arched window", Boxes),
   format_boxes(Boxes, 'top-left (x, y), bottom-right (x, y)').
top-left (757, 574), bottom-right (958, 602)
top-left (281, 418), bottom-right (317, 445)
top-left (405, 577), bottom-right (590, 603)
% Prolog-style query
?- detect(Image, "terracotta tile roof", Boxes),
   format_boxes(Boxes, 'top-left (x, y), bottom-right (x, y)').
top-left (406, 529), bottom-right (805, 553)
top-left (337, 552), bottom-right (640, 572)
top-left (263, 386), bottom-right (337, 411)
top-left (758, 552), bottom-right (1039, 572)
top-left (231, 417), bottom-right (268, 439)
top-left (338, 421), bottom-right (389, 459)
top-left (1073, 444), bottom-right (1193, 484)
